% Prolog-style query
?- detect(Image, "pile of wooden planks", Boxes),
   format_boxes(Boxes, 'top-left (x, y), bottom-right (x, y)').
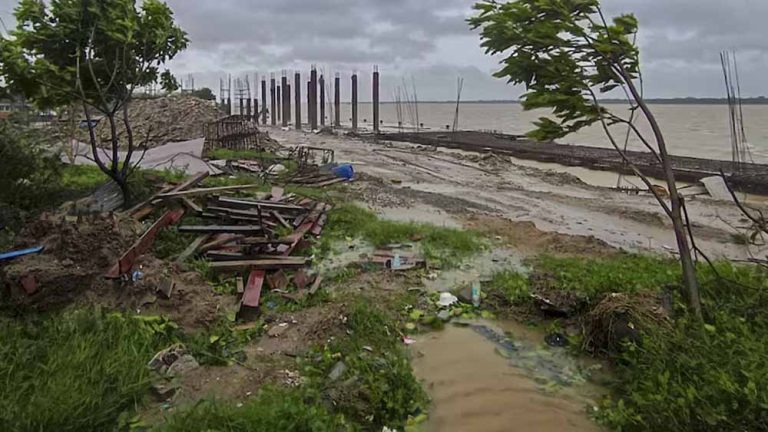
top-left (170, 186), bottom-right (332, 318)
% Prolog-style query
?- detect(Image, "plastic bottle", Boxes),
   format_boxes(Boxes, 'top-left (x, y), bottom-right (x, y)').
top-left (471, 280), bottom-right (482, 307)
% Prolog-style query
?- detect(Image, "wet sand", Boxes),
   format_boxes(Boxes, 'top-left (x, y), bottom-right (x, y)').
top-left (269, 127), bottom-right (762, 260)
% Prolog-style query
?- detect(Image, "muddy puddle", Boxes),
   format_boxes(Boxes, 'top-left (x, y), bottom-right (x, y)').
top-left (412, 320), bottom-right (609, 432)
top-left (422, 248), bottom-right (525, 293)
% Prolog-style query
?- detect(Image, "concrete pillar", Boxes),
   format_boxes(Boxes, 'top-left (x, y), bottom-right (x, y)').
top-left (307, 80), bottom-right (311, 125)
top-left (373, 67), bottom-right (380, 133)
top-left (261, 79), bottom-right (267, 124)
top-left (319, 75), bottom-right (326, 127)
top-left (281, 75), bottom-right (288, 127)
top-left (276, 85), bottom-right (282, 123)
top-left (351, 73), bottom-right (358, 131)
top-left (254, 98), bottom-right (259, 124)
top-left (334, 74), bottom-right (341, 127)
top-left (286, 83), bottom-right (292, 123)
top-left (239, 98), bottom-right (244, 117)
top-left (295, 72), bottom-right (302, 130)
top-left (270, 76), bottom-right (276, 126)
top-left (246, 98), bottom-right (251, 118)
top-left (227, 97), bottom-right (232, 115)
top-left (310, 67), bottom-right (318, 130)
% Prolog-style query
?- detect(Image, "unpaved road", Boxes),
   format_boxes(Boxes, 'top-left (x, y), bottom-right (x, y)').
top-left (270, 128), bottom-right (759, 260)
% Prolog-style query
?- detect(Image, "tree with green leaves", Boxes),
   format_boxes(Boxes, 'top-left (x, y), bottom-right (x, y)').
top-left (191, 87), bottom-right (216, 101)
top-left (0, 0), bottom-right (188, 199)
top-left (469, 0), bottom-right (702, 317)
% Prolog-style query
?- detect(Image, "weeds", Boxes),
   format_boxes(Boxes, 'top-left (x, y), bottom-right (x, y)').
top-left (156, 386), bottom-right (350, 432)
top-left (326, 204), bottom-right (484, 266)
top-left (0, 309), bottom-right (169, 432)
top-left (302, 300), bottom-right (427, 430)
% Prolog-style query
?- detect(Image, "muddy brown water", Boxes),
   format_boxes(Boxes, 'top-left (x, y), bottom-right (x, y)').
top-left (412, 321), bottom-right (608, 432)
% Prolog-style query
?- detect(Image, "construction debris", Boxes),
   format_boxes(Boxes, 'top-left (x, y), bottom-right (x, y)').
top-left (91, 95), bottom-right (222, 149)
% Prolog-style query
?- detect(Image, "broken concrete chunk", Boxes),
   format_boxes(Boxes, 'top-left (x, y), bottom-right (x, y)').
top-left (328, 361), bottom-right (347, 382)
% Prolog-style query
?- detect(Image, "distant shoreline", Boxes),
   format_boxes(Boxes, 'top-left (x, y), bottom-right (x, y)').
top-left (369, 98), bottom-right (768, 105)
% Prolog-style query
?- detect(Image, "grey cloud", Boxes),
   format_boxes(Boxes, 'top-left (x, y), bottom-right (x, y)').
top-left (1, 0), bottom-right (767, 98)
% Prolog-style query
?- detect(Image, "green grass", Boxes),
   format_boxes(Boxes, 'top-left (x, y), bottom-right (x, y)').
top-left (60, 164), bottom-right (108, 192)
top-left (0, 309), bottom-right (169, 432)
top-left (158, 298), bottom-right (426, 431)
top-left (530, 254), bottom-right (680, 301)
top-left (156, 387), bottom-right (350, 432)
top-left (326, 204), bottom-right (484, 266)
top-left (484, 270), bottom-right (531, 311)
top-left (493, 255), bottom-right (768, 432)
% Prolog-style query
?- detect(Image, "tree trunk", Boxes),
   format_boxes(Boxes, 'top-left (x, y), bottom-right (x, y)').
top-left (623, 74), bottom-right (703, 318)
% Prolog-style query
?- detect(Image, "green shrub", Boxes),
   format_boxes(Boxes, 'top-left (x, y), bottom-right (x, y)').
top-left (597, 310), bottom-right (768, 431)
top-left (0, 122), bottom-right (62, 212)
top-left (157, 387), bottom-right (350, 432)
top-left (0, 310), bottom-right (168, 432)
top-left (304, 301), bottom-right (427, 430)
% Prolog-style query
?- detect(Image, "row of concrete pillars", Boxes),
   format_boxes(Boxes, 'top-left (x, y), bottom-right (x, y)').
top-left (220, 67), bottom-right (380, 133)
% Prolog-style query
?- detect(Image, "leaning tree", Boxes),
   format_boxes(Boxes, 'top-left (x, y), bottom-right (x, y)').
top-left (0, 0), bottom-right (188, 199)
top-left (469, 0), bottom-right (702, 316)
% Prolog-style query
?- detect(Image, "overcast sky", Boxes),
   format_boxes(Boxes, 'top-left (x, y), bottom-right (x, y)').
top-left (1, 0), bottom-right (766, 100)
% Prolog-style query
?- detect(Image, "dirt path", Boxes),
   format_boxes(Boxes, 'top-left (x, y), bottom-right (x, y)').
top-left (271, 128), bottom-right (756, 260)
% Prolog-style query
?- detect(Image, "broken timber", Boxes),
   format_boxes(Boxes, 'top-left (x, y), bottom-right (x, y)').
top-left (209, 258), bottom-right (310, 272)
top-left (158, 184), bottom-right (264, 199)
top-left (178, 225), bottom-right (264, 235)
top-left (106, 208), bottom-right (186, 279)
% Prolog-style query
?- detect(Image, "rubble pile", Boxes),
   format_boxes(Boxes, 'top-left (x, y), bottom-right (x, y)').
top-left (91, 95), bottom-right (222, 148)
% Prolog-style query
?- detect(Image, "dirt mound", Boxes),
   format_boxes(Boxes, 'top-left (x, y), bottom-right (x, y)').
top-left (89, 95), bottom-right (221, 149)
top-left (257, 304), bottom-right (348, 357)
top-left (1, 213), bottom-right (229, 329)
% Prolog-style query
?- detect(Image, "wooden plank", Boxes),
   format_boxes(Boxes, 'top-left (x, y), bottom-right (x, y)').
top-left (213, 197), bottom-right (307, 213)
top-left (199, 234), bottom-right (246, 254)
top-left (207, 252), bottom-right (308, 262)
top-left (240, 237), bottom-right (294, 245)
top-left (309, 275), bottom-right (323, 295)
top-left (308, 177), bottom-right (346, 187)
top-left (272, 211), bottom-right (291, 229)
top-left (241, 270), bottom-right (266, 308)
top-left (209, 258), bottom-right (310, 272)
top-left (178, 225), bottom-right (263, 234)
top-left (175, 234), bottom-right (211, 264)
top-left (171, 172), bottom-right (210, 193)
top-left (181, 197), bottom-right (203, 214)
top-left (106, 208), bottom-right (186, 278)
top-left (158, 184), bottom-right (263, 199)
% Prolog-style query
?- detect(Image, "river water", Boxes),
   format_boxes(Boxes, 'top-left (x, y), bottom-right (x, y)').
top-left (335, 103), bottom-right (768, 164)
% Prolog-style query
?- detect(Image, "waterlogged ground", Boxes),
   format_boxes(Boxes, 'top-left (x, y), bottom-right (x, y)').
top-left (412, 321), bottom-right (608, 432)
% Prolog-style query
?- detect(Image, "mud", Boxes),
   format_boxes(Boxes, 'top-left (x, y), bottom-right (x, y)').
top-left (412, 321), bottom-right (607, 432)
top-left (268, 127), bottom-right (758, 260)
top-left (257, 303), bottom-right (348, 357)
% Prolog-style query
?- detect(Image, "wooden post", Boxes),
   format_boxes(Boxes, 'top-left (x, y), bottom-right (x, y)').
top-left (310, 67), bottom-right (318, 130)
top-left (254, 98), bottom-right (259, 123)
top-left (286, 83), bottom-right (292, 123)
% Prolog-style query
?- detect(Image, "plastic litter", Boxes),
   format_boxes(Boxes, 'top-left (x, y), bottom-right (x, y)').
top-left (437, 292), bottom-right (459, 307)
top-left (332, 163), bottom-right (355, 180)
